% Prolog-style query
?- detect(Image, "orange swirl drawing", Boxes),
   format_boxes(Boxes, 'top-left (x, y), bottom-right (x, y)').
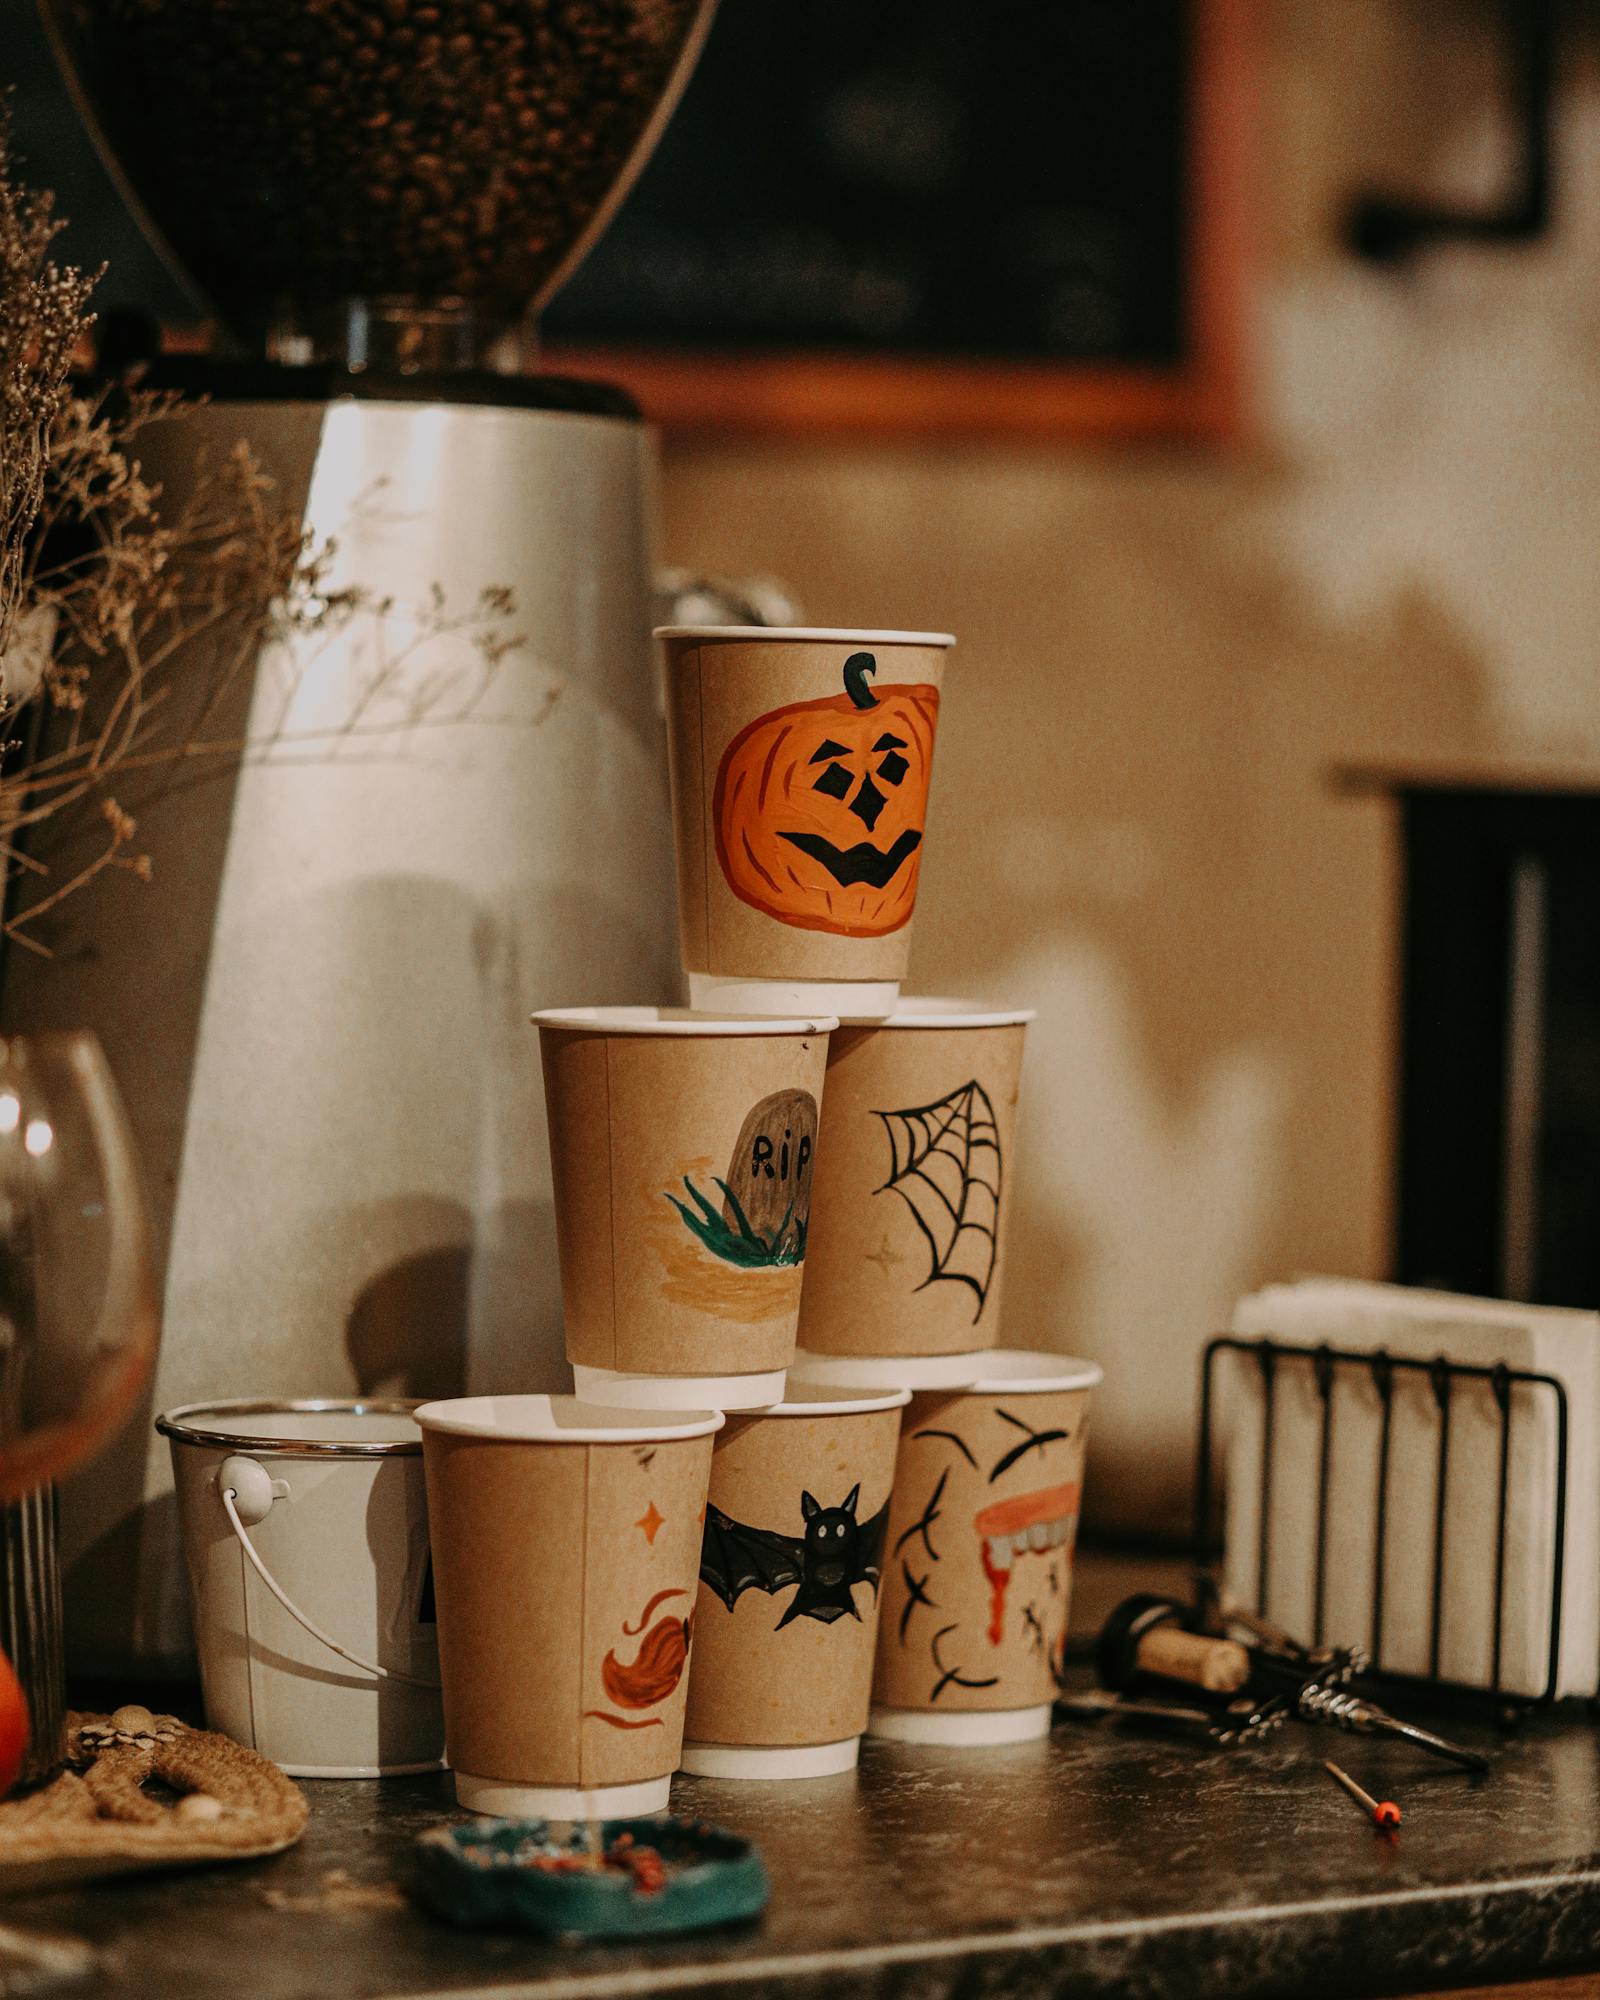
top-left (584, 1588), bottom-right (694, 1730)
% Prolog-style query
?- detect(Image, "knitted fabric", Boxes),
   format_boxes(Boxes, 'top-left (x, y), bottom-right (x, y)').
top-left (0, 1711), bottom-right (308, 1891)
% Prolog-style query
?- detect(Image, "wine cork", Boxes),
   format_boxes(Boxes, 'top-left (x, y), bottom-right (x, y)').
top-left (1135, 1626), bottom-right (1250, 1694)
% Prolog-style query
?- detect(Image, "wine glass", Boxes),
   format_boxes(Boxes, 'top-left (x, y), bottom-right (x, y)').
top-left (0, 1033), bottom-right (158, 1787)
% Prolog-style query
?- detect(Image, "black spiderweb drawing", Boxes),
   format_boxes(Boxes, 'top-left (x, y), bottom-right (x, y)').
top-left (873, 1079), bottom-right (1001, 1319)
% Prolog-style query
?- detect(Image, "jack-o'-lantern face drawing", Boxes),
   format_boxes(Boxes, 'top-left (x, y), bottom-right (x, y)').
top-left (713, 652), bottom-right (941, 938)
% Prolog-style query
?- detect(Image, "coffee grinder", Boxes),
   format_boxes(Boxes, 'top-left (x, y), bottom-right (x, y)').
top-left (10, 0), bottom-right (716, 1670)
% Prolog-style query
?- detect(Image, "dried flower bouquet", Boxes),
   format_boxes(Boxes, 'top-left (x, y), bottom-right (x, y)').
top-left (0, 121), bottom-right (526, 957)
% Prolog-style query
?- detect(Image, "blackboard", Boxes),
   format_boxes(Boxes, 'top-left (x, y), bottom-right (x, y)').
top-left (549, 0), bottom-right (1189, 362)
top-left (546, 0), bottom-right (1248, 437)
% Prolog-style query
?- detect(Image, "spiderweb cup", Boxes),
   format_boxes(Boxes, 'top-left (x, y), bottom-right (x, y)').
top-left (792, 999), bottom-right (1035, 1387)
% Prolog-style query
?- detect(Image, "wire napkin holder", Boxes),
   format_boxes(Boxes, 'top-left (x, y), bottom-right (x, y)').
top-left (1193, 1335), bottom-right (1570, 1707)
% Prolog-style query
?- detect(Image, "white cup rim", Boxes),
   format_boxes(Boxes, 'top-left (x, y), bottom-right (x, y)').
top-left (960, 1351), bottom-right (1103, 1395)
top-left (531, 1006), bottom-right (838, 1038)
top-left (868, 995), bottom-right (1037, 1031)
top-left (653, 625), bottom-right (955, 648)
top-left (415, 1394), bottom-right (725, 1444)
top-left (736, 1384), bottom-right (912, 1419)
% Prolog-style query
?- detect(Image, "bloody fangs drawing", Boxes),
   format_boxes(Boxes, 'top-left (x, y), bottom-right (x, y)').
top-left (712, 653), bottom-right (941, 940)
top-left (974, 1482), bottom-right (1079, 1646)
top-left (873, 1370), bottom-right (1095, 1717)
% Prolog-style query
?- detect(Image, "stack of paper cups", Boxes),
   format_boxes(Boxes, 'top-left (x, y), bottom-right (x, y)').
top-left (435, 613), bottom-right (1098, 1803)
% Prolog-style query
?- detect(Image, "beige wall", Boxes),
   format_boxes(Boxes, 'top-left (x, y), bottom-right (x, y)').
top-left (655, 4), bottom-right (1600, 1534)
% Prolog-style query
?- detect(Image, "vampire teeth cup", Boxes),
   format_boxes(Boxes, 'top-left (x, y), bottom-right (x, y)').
top-left (416, 1395), bottom-right (722, 1821)
top-left (867, 1352), bottom-right (1100, 1746)
top-left (532, 1007), bottom-right (835, 1411)
top-left (789, 999), bottom-right (1035, 1390)
top-left (657, 627), bottom-right (953, 1023)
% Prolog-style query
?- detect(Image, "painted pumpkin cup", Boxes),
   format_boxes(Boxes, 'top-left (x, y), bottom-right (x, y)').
top-left (533, 1008), bottom-right (834, 1409)
top-left (659, 628), bottom-right (953, 1014)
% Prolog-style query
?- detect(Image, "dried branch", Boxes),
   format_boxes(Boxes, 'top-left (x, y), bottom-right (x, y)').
top-left (0, 106), bottom-right (97, 667)
top-left (0, 144), bottom-right (531, 958)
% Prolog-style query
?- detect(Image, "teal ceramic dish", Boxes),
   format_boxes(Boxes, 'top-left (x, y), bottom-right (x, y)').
top-left (414, 1815), bottom-right (769, 1939)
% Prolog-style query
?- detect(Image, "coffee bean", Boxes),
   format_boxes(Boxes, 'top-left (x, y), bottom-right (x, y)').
top-left (78, 0), bottom-right (703, 349)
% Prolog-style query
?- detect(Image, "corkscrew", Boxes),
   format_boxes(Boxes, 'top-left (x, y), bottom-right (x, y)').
top-left (1056, 1686), bottom-right (1291, 1748)
top-left (1293, 1683), bottom-right (1488, 1771)
top-left (1088, 1593), bottom-right (1489, 1771)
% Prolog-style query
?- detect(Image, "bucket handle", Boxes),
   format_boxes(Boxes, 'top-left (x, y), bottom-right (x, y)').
top-left (219, 1465), bottom-right (441, 1690)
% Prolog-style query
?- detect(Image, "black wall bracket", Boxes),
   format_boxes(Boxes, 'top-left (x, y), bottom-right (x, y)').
top-left (1348, 0), bottom-right (1555, 261)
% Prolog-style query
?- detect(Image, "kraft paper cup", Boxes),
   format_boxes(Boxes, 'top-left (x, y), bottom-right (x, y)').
top-left (868, 1352), bottom-right (1099, 1746)
top-left (657, 626), bottom-right (954, 1020)
top-left (417, 1395), bottom-right (722, 1819)
top-left (791, 999), bottom-right (1034, 1387)
top-left (681, 1383), bottom-right (909, 1781)
top-left (533, 1007), bottom-right (834, 1410)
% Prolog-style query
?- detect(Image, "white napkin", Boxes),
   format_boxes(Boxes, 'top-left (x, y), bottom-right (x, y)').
top-left (1220, 1278), bottom-right (1599, 1700)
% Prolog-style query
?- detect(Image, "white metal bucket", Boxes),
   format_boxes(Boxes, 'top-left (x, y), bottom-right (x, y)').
top-left (158, 1399), bottom-right (445, 1777)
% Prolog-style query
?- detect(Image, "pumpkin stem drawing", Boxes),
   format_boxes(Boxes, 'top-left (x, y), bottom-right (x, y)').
top-left (844, 651), bottom-right (879, 709)
top-left (711, 652), bottom-right (941, 938)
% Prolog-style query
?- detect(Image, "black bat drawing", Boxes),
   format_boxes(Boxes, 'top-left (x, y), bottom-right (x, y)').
top-left (700, 1484), bottom-right (889, 1629)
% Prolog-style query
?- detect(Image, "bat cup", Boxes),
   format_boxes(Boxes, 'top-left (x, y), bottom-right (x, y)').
top-left (681, 1383), bottom-right (909, 1779)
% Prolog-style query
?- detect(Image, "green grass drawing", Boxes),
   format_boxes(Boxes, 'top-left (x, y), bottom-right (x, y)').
top-left (665, 1175), bottom-right (807, 1268)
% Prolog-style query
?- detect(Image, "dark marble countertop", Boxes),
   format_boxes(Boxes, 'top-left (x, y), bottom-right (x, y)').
top-left (6, 1682), bottom-right (1600, 2000)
